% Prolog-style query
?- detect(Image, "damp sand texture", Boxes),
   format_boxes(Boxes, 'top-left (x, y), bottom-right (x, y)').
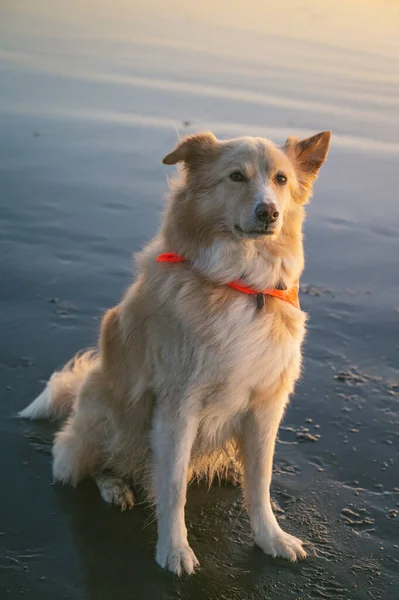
top-left (1, 0), bottom-right (399, 598)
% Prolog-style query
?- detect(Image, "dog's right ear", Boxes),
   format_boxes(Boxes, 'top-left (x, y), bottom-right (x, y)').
top-left (162, 132), bottom-right (218, 165)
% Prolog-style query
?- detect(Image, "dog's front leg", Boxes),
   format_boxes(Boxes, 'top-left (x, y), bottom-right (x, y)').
top-left (240, 398), bottom-right (307, 561)
top-left (151, 400), bottom-right (199, 575)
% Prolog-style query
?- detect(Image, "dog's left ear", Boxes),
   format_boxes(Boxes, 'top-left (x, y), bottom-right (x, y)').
top-left (284, 131), bottom-right (331, 202)
top-left (162, 132), bottom-right (218, 165)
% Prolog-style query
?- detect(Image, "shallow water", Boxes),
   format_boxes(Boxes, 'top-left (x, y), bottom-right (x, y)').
top-left (1, 1), bottom-right (399, 598)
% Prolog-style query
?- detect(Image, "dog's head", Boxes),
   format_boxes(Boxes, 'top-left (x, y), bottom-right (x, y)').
top-left (162, 131), bottom-right (330, 242)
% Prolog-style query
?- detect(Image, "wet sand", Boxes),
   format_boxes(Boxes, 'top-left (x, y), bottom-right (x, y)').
top-left (1, 1), bottom-right (399, 598)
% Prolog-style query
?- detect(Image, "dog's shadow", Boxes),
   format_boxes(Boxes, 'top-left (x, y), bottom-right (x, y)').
top-left (54, 480), bottom-right (306, 600)
top-left (53, 480), bottom-right (166, 599)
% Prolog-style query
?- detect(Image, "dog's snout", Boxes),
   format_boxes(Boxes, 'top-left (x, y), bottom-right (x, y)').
top-left (255, 203), bottom-right (279, 224)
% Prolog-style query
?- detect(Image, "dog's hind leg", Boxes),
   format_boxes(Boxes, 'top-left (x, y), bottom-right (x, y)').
top-left (52, 415), bottom-right (102, 486)
top-left (95, 473), bottom-right (135, 510)
top-left (53, 423), bottom-right (135, 511)
top-left (52, 367), bottom-right (106, 486)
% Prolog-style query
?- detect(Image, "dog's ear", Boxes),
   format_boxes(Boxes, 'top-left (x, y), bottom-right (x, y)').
top-left (285, 131), bottom-right (331, 174)
top-left (284, 131), bottom-right (331, 202)
top-left (162, 132), bottom-right (218, 165)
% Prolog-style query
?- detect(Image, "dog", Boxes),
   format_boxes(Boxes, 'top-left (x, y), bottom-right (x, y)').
top-left (20, 129), bottom-right (331, 575)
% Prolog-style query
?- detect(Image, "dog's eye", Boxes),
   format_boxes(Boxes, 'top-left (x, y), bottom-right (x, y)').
top-left (275, 173), bottom-right (287, 185)
top-left (229, 171), bottom-right (246, 182)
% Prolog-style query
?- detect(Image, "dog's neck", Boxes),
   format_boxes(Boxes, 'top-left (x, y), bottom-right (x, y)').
top-left (161, 189), bottom-right (305, 291)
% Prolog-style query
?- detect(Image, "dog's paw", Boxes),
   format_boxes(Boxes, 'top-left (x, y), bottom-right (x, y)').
top-left (96, 475), bottom-right (135, 511)
top-left (255, 526), bottom-right (307, 562)
top-left (156, 541), bottom-right (199, 575)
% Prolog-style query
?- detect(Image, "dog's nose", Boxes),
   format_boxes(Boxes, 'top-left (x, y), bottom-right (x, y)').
top-left (255, 203), bottom-right (279, 224)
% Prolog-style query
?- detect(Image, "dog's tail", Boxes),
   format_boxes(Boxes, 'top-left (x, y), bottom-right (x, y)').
top-left (19, 350), bottom-right (97, 420)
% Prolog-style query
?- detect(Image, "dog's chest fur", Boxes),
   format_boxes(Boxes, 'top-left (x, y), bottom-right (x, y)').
top-left (212, 297), bottom-right (305, 392)
top-left (181, 292), bottom-right (307, 453)
top-left (165, 278), bottom-right (307, 421)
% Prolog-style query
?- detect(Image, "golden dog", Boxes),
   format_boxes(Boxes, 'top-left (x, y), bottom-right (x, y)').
top-left (21, 129), bottom-right (331, 575)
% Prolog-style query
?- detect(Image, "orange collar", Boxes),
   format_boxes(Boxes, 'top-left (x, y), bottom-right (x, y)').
top-left (157, 253), bottom-right (300, 310)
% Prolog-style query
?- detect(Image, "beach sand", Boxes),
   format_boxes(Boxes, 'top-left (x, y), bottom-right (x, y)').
top-left (1, 1), bottom-right (399, 598)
